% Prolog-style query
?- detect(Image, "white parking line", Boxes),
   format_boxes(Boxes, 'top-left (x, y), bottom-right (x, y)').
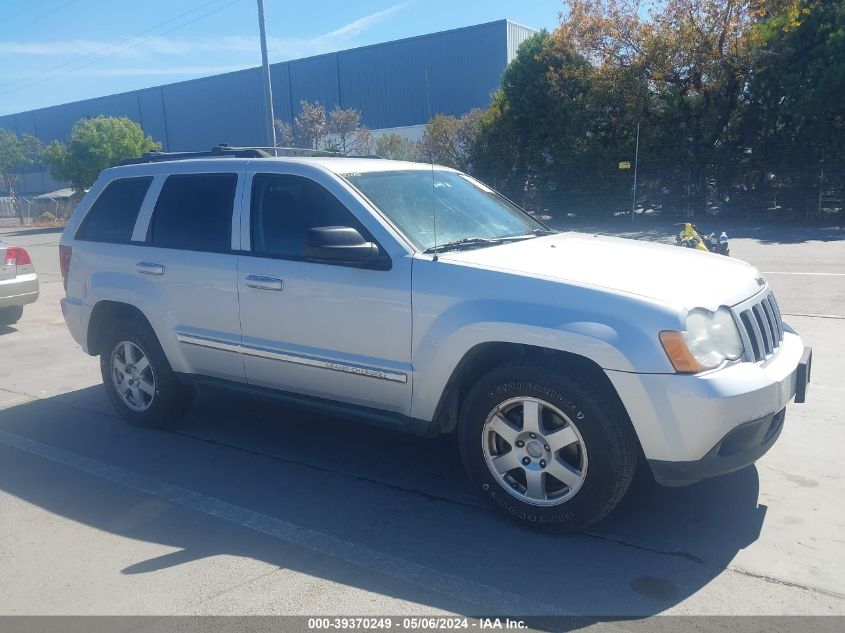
top-left (782, 312), bottom-right (845, 320)
top-left (0, 428), bottom-right (569, 617)
top-left (763, 271), bottom-right (845, 276)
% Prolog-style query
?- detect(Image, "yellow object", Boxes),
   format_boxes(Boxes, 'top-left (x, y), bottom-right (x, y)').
top-left (618, 161), bottom-right (631, 170)
top-left (679, 223), bottom-right (709, 251)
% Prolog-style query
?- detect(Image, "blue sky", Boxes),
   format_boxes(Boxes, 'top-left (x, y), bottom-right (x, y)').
top-left (0, 0), bottom-right (563, 116)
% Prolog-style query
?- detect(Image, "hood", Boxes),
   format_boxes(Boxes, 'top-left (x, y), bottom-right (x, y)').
top-left (438, 232), bottom-right (765, 311)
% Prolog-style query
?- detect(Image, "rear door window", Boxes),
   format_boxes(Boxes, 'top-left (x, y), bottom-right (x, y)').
top-left (76, 177), bottom-right (152, 243)
top-left (148, 173), bottom-right (237, 252)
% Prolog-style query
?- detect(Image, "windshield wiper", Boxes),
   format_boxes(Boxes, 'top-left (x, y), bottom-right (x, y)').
top-left (423, 233), bottom-right (542, 254)
top-left (423, 237), bottom-right (495, 254)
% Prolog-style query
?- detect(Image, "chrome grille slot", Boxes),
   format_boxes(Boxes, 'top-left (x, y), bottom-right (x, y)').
top-left (734, 290), bottom-right (785, 362)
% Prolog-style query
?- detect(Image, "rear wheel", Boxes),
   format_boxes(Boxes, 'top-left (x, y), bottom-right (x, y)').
top-left (100, 319), bottom-right (192, 427)
top-left (458, 362), bottom-right (637, 532)
top-left (0, 305), bottom-right (24, 326)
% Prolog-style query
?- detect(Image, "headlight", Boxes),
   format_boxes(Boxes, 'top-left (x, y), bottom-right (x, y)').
top-left (660, 307), bottom-right (743, 373)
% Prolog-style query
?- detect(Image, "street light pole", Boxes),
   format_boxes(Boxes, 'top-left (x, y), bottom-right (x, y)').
top-left (631, 122), bottom-right (640, 224)
top-left (257, 0), bottom-right (276, 148)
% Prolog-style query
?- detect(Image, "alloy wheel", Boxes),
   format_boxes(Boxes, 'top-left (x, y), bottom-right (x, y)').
top-left (482, 396), bottom-right (588, 506)
top-left (110, 341), bottom-right (156, 412)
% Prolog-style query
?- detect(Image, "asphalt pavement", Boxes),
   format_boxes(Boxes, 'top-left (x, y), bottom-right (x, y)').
top-left (0, 222), bottom-right (843, 621)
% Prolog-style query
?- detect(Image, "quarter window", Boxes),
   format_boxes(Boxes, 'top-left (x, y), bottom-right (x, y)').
top-left (250, 173), bottom-right (368, 259)
top-left (77, 177), bottom-right (152, 243)
top-left (149, 173), bottom-right (237, 252)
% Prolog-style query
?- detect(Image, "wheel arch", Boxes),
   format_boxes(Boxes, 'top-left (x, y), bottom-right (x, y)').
top-left (86, 300), bottom-right (156, 357)
top-left (431, 342), bottom-right (634, 438)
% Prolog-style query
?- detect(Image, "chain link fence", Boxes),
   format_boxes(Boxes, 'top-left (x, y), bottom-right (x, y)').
top-left (0, 196), bottom-right (74, 227)
top-left (490, 162), bottom-right (844, 224)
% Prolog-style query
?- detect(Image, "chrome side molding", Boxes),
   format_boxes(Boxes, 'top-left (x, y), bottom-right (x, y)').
top-left (176, 333), bottom-right (408, 383)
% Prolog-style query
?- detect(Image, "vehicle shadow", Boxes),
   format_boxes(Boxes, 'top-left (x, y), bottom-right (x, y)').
top-left (0, 324), bottom-right (18, 336)
top-left (0, 385), bottom-right (767, 619)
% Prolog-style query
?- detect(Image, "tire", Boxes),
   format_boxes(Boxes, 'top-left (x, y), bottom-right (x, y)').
top-left (100, 318), bottom-right (193, 427)
top-left (0, 305), bottom-right (24, 326)
top-left (458, 362), bottom-right (637, 532)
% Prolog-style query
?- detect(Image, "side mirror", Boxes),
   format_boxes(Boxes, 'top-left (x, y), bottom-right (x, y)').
top-left (305, 226), bottom-right (384, 266)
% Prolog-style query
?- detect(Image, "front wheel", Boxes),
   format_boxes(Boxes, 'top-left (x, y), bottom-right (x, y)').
top-left (100, 319), bottom-right (192, 427)
top-left (458, 363), bottom-right (637, 532)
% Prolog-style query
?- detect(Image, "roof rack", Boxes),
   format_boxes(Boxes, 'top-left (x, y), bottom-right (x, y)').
top-left (222, 145), bottom-right (384, 159)
top-left (120, 144), bottom-right (383, 165)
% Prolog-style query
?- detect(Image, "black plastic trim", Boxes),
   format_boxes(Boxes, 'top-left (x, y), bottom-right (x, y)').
top-left (182, 374), bottom-right (436, 437)
top-left (795, 346), bottom-right (812, 404)
top-left (649, 408), bottom-right (786, 487)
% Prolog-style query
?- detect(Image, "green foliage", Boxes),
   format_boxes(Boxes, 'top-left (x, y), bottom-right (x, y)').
top-left (0, 129), bottom-right (42, 197)
top-left (744, 0), bottom-right (844, 169)
top-left (417, 114), bottom-right (459, 167)
top-left (43, 116), bottom-right (159, 191)
top-left (418, 110), bottom-right (485, 170)
top-left (467, 0), bottom-right (844, 218)
top-left (375, 133), bottom-right (418, 161)
top-left (0, 129), bottom-right (43, 219)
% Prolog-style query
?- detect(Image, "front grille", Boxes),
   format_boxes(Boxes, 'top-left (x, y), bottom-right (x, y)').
top-left (734, 290), bottom-right (784, 362)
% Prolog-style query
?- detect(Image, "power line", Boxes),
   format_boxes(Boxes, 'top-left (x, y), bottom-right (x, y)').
top-left (2, 0), bottom-right (244, 96)
top-left (4, 0), bottom-right (53, 24)
top-left (5, 0), bottom-right (78, 33)
top-left (0, 0), bottom-right (233, 91)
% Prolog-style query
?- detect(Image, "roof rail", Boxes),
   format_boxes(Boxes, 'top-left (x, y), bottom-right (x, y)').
top-left (225, 145), bottom-right (385, 159)
top-left (120, 144), bottom-right (383, 165)
top-left (119, 144), bottom-right (270, 165)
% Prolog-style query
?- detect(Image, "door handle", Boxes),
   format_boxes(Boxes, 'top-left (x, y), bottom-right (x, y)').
top-left (136, 262), bottom-right (164, 275)
top-left (245, 274), bottom-right (284, 291)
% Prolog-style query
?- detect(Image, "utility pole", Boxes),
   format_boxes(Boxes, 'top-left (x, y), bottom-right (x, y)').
top-left (817, 167), bottom-right (824, 218)
top-left (257, 0), bottom-right (276, 148)
top-left (631, 122), bottom-right (640, 224)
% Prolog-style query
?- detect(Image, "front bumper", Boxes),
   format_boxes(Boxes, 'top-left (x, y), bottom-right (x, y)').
top-left (649, 408), bottom-right (786, 486)
top-left (607, 331), bottom-right (810, 478)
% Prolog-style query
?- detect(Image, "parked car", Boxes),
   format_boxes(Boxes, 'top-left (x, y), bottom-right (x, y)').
top-left (58, 147), bottom-right (812, 531)
top-left (0, 240), bottom-right (39, 326)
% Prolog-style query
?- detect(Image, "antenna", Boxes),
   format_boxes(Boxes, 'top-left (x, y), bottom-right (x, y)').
top-left (425, 67), bottom-right (438, 261)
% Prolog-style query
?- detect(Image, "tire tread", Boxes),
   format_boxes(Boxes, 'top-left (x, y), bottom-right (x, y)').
top-left (458, 360), bottom-right (637, 531)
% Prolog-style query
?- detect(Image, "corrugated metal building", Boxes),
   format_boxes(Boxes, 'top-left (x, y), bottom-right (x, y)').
top-left (1, 20), bottom-right (537, 195)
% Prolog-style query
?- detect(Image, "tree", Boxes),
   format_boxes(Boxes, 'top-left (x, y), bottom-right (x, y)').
top-left (351, 126), bottom-right (374, 155)
top-left (282, 102), bottom-right (375, 154)
top-left (294, 100), bottom-right (328, 149)
top-left (274, 119), bottom-right (295, 147)
top-left (44, 116), bottom-right (159, 191)
top-left (555, 0), bottom-right (760, 210)
top-left (743, 0), bottom-right (845, 169)
top-left (328, 105), bottom-right (361, 154)
top-left (455, 108), bottom-right (483, 171)
top-left (375, 132), bottom-right (417, 161)
top-left (472, 31), bottom-right (598, 211)
top-left (417, 115), bottom-right (459, 167)
top-left (0, 129), bottom-right (43, 219)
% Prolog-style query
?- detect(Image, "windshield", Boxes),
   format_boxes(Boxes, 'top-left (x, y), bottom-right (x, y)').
top-left (342, 170), bottom-right (547, 252)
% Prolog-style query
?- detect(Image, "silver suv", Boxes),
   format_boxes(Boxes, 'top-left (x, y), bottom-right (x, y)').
top-left (59, 147), bottom-right (811, 531)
